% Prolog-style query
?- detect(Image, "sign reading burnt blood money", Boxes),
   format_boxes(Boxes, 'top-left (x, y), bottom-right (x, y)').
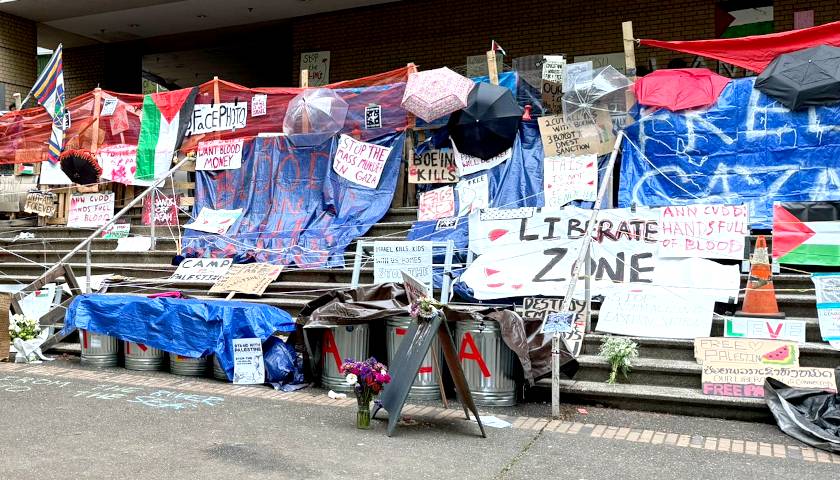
top-left (196, 138), bottom-right (244, 171)
top-left (332, 134), bottom-right (393, 188)
top-left (701, 362), bottom-right (837, 398)
top-left (67, 192), bottom-right (115, 228)
top-left (409, 148), bottom-right (458, 184)
top-left (186, 102), bottom-right (248, 136)
top-left (538, 114), bottom-right (614, 157)
top-left (658, 204), bottom-right (749, 260)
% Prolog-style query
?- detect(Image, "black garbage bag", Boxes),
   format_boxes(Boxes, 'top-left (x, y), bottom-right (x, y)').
top-left (764, 373), bottom-right (840, 453)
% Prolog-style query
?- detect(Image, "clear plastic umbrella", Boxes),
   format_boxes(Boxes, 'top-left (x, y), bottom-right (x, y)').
top-left (561, 65), bottom-right (633, 125)
top-left (283, 88), bottom-right (349, 146)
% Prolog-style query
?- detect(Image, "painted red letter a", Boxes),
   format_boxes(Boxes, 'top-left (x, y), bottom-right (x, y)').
top-left (459, 332), bottom-right (491, 378)
top-left (323, 330), bottom-right (342, 370)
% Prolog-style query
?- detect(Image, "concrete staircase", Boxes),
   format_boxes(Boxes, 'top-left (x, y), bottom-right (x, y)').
top-left (1, 209), bottom-right (835, 421)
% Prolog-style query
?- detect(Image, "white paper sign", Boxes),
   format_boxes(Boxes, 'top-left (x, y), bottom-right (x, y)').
top-left (455, 174), bottom-right (489, 216)
top-left (196, 138), bottom-right (244, 171)
top-left (451, 138), bottom-right (511, 176)
top-left (597, 286), bottom-right (716, 339)
top-left (186, 103), bottom-right (248, 136)
top-left (543, 154), bottom-right (597, 207)
top-left (812, 273), bottom-right (840, 344)
top-left (67, 192), bottom-right (115, 228)
top-left (418, 185), bottom-right (455, 221)
top-left (232, 338), bottom-right (265, 385)
top-left (251, 94), bottom-right (267, 117)
top-left (658, 204), bottom-right (749, 260)
top-left (19, 283), bottom-right (57, 320)
top-left (98, 144), bottom-right (151, 186)
top-left (100, 97), bottom-right (118, 116)
top-left (38, 159), bottom-right (73, 185)
top-left (115, 236), bottom-right (152, 252)
top-left (373, 241), bottom-right (433, 292)
top-left (332, 134), bottom-right (393, 188)
top-left (101, 223), bottom-right (130, 239)
top-left (184, 207), bottom-right (242, 235)
top-left (170, 258), bottom-right (232, 282)
top-left (724, 317), bottom-right (807, 343)
top-left (542, 55), bottom-right (566, 83)
top-left (300, 51), bottom-right (330, 86)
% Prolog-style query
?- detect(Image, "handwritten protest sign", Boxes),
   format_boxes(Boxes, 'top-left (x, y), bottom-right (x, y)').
top-left (520, 297), bottom-right (588, 357)
top-left (658, 204), bottom-right (749, 260)
top-left (251, 94), bottom-right (267, 117)
top-left (724, 317), bottom-right (807, 343)
top-left (332, 134), bottom-right (393, 188)
top-left (455, 175), bottom-right (489, 216)
top-left (451, 139), bottom-right (511, 176)
top-left (543, 154), bottom-right (597, 207)
top-left (409, 148), bottom-right (458, 184)
top-left (541, 80), bottom-right (563, 114)
top-left (542, 55), bottom-right (566, 83)
top-left (811, 273), bottom-right (840, 347)
top-left (196, 138), bottom-right (244, 171)
top-left (142, 193), bottom-right (180, 226)
top-left (186, 103), bottom-right (248, 136)
top-left (209, 263), bottom-right (283, 295)
top-left (374, 241), bottom-right (433, 292)
top-left (597, 286), bottom-right (715, 339)
top-left (418, 185), bottom-right (455, 221)
top-left (170, 258), bottom-right (232, 282)
top-left (23, 191), bottom-right (56, 217)
top-left (184, 207), bottom-right (242, 235)
top-left (233, 338), bottom-right (265, 384)
top-left (538, 114), bottom-right (614, 157)
top-left (101, 223), bottom-right (130, 239)
top-left (694, 338), bottom-right (798, 366)
top-left (300, 51), bottom-right (330, 86)
top-left (67, 192), bottom-right (115, 228)
top-left (701, 362), bottom-right (836, 398)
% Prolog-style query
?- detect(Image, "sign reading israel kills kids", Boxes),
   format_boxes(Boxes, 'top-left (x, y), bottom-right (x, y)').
top-left (373, 241), bottom-right (433, 292)
top-left (332, 134), bottom-right (393, 188)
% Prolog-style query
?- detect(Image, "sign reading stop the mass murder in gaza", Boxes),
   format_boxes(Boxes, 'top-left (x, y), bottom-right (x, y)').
top-left (332, 134), bottom-right (393, 188)
top-left (209, 263), bottom-right (283, 295)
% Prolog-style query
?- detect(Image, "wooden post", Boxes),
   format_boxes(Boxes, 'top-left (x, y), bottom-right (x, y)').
top-left (300, 70), bottom-right (310, 133)
top-left (485, 51), bottom-right (499, 85)
top-left (622, 21), bottom-right (637, 79)
top-left (90, 88), bottom-right (102, 153)
top-left (12, 92), bottom-right (21, 110)
top-left (212, 76), bottom-right (220, 105)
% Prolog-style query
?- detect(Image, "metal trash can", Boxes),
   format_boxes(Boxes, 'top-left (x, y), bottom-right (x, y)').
top-left (80, 330), bottom-right (118, 367)
top-left (168, 353), bottom-right (208, 376)
top-left (455, 319), bottom-right (517, 406)
top-left (212, 355), bottom-right (229, 382)
top-left (320, 324), bottom-right (369, 393)
top-left (124, 341), bottom-right (164, 371)
top-left (386, 316), bottom-right (441, 401)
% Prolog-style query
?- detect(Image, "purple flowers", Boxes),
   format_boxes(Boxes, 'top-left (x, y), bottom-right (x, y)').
top-left (341, 357), bottom-right (391, 402)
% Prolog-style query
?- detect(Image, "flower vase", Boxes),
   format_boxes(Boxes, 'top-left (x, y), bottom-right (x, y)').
top-left (417, 310), bottom-right (438, 323)
top-left (356, 397), bottom-right (371, 429)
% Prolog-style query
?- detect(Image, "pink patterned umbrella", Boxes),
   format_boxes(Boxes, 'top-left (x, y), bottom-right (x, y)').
top-left (401, 67), bottom-right (474, 123)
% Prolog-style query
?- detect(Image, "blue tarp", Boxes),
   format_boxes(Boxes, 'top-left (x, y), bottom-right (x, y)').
top-left (184, 132), bottom-right (405, 267)
top-left (63, 294), bottom-right (297, 380)
top-left (620, 77), bottom-right (840, 228)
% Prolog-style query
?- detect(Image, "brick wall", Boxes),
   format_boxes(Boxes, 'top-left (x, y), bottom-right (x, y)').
top-left (0, 12), bottom-right (36, 109)
top-left (63, 45), bottom-right (106, 99)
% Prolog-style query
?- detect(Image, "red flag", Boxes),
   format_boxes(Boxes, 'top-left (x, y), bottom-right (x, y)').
top-left (490, 40), bottom-right (506, 56)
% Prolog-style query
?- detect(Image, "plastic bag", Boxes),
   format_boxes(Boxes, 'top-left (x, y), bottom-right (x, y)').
top-left (765, 375), bottom-right (840, 453)
top-left (263, 335), bottom-right (305, 390)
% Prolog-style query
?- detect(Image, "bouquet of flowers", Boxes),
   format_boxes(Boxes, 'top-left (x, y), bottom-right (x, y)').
top-left (340, 357), bottom-right (391, 429)
top-left (9, 314), bottom-right (40, 342)
top-left (410, 296), bottom-right (442, 321)
top-left (599, 336), bottom-right (639, 384)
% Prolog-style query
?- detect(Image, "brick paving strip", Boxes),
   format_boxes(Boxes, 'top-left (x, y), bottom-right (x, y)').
top-left (4, 362), bottom-right (840, 465)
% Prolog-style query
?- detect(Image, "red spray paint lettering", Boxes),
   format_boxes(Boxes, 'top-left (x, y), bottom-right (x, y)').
top-left (458, 332), bottom-right (491, 378)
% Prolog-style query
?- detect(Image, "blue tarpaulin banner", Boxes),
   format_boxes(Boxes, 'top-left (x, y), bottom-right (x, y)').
top-left (184, 132), bottom-right (405, 267)
top-left (619, 77), bottom-right (840, 229)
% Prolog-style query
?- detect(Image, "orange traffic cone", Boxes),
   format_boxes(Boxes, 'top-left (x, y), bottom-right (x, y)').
top-left (735, 235), bottom-right (785, 319)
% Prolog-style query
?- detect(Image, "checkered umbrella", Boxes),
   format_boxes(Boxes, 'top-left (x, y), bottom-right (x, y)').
top-left (401, 67), bottom-right (474, 123)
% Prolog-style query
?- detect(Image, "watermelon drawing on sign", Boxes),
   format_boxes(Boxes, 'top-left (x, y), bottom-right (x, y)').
top-left (761, 345), bottom-right (796, 365)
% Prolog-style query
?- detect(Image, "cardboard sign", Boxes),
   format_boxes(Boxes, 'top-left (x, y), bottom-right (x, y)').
top-left (170, 258), bottom-right (232, 282)
top-left (575, 53), bottom-right (626, 74)
top-left (373, 241), bottom-right (433, 292)
top-left (451, 139), bottom-right (511, 176)
top-left (401, 270), bottom-right (431, 304)
top-left (332, 134), bottom-right (393, 188)
top-left (724, 317), bottom-right (807, 343)
top-left (418, 185), bottom-right (455, 221)
top-left (694, 338), bottom-right (799, 366)
top-left (541, 80), bottom-right (563, 114)
top-left (542, 55), bottom-right (566, 83)
top-left (658, 204), bottom-right (749, 260)
top-left (232, 338), bottom-right (265, 384)
top-left (98, 144), bottom-right (149, 186)
top-left (521, 297), bottom-right (588, 356)
top-left (701, 362), bottom-right (837, 398)
top-left (67, 192), bottom-right (115, 228)
top-left (538, 114), bottom-right (614, 157)
top-left (209, 263), bottom-right (282, 295)
top-left (184, 207), bottom-right (242, 235)
top-left (23, 191), bottom-right (57, 217)
top-left (101, 223), bottom-right (130, 239)
top-left (364, 104), bottom-right (382, 129)
top-left (597, 286), bottom-right (715, 339)
top-left (811, 273), bottom-right (840, 344)
top-left (543, 154), bottom-right (597, 207)
top-left (186, 102), bottom-right (248, 136)
top-left (409, 148), bottom-right (458, 184)
top-left (251, 94), bottom-right (267, 117)
top-left (300, 51), bottom-right (330, 86)
top-left (196, 138), bottom-right (244, 171)
top-left (455, 174), bottom-right (489, 216)
top-left (142, 193), bottom-right (180, 226)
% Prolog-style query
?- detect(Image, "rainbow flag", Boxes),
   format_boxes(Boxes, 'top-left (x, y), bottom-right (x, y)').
top-left (26, 44), bottom-right (65, 163)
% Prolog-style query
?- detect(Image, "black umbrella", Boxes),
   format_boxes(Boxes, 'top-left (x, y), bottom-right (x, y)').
top-left (447, 83), bottom-right (523, 160)
top-left (59, 149), bottom-right (102, 185)
top-left (755, 45), bottom-right (840, 110)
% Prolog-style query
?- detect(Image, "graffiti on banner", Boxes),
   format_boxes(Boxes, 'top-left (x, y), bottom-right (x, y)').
top-left (543, 154), bottom-right (597, 207)
top-left (811, 273), bottom-right (840, 348)
top-left (455, 174), bottom-right (489, 216)
top-left (409, 148), bottom-right (458, 184)
top-left (694, 338), bottom-right (799, 366)
top-left (184, 207), bottom-right (242, 235)
top-left (170, 258), bottom-right (232, 282)
top-left (67, 192), bottom-right (115, 228)
top-left (142, 193), bottom-right (180, 226)
top-left (418, 185), bottom-right (455, 221)
top-left (251, 94), bottom-right (267, 117)
top-left (101, 223), bottom-right (130, 239)
top-left (186, 102), bottom-right (248, 136)
top-left (723, 316), bottom-right (807, 343)
top-left (209, 263), bottom-right (282, 296)
top-left (373, 241), bottom-right (433, 292)
top-left (538, 113), bottom-right (614, 157)
top-left (701, 362), bottom-right (837, 398)
top-left (196, 138), bottom-right (244, 171)
top-left (332, 134), bottom-right (393, 188)
top-left (521, 297), bottom-right (587, 356)
top-left (98, 144), bottom-right (149, 186)
top-left (451, 138), bottom-right (511, 176)
top-left (596, 286), bottom-right (715, 339)
top-left (23, 191), bottom-right (57, 217)
top-left (658, 204), bottom-right (749, 260)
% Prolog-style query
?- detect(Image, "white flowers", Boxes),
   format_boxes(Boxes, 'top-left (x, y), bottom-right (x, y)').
top-left (8, 314), bottom-right (40, 341)
top-left (345, 373), bottom-right (358, 385)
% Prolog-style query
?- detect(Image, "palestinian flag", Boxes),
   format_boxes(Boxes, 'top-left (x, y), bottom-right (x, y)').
top-left (135, 87), bottom-right (198, 181)
top-left (715, 1), bottom-right (774, 39)
top-left (773, 202), bottom-right (840, 266)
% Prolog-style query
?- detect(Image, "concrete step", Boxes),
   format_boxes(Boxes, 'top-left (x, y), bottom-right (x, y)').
top-left (572, 355), bottom-right (700, 388)
top-left (0, 237), bottom-right (180, 251)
